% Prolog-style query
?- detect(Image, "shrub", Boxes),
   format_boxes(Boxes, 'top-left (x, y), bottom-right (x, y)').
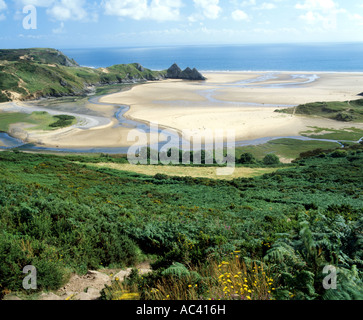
top-left (103, 234), bottom-right (140, 267)
top-left (154, 173), bottom-right (169, 180)
top-left (49, 115), bottom-right (76, 128)
top-left (31, 257), bottom-right (66, 291)
top-left (0, 234), bottom-right (30, 295)
top-left (143, 257), bottom-right (275, 301)
top-left (263, 154), bottom-right (280, 165)
top-left (331, 150), bottom-right (347, 158)
top-left (239, 153), bottom-right (256, 164)
top-left (335, 113), bottom-right (354, 122)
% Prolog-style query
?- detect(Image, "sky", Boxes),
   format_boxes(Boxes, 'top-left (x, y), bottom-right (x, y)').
top-left (0, 0), bottom-right (363, 49)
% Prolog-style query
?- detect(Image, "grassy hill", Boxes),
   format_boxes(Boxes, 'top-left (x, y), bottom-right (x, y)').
top-left (0, 48), bottom-right (79, 67)
top-left (276, 100), bottom-right (363, 122)
top-left (0, 48), bottom-right (166, 102)
top-left (0, 142), bottom-right (362, 300)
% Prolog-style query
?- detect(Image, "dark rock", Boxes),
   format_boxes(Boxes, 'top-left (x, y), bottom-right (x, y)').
top-left (181, 67), bottom-right (206, 80)
top-left (180, 67), bottom-right (193, 78)
top-left (165, 63), bottom-right (205, 81)
top-left (166, 63), bottom-right (183, 79)
top-left (358, 92), bottom-right (363, 96)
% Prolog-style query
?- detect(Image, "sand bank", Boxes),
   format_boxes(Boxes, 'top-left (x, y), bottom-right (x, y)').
top-left (100, 71), bottom-right (363, 143)
top-left (2, 71), bottom-right (363, 149)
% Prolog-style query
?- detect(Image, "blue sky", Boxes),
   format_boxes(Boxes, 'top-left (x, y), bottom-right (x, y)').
top-left (1, 0), bottom-right (363, 48)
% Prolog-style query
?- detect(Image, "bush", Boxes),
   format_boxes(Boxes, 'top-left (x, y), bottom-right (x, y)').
top-left (0, 91), bottom-right (10, 102)
top-left (0, 234), bottom-right (29, 294)
top-left (31, 257), bottom-right (66, 291)
top-left (263, 154), bottom-right (280, 165)
top-left (239, 153), bottom-right (256, 164)
top-left (49, 115), bottom-right (76, 128)
top-left (154, 173), bottom-right (169, 180)
top-left (104, 235), bottom-right (141, 267)
top-left (331, 150), bottom-right (347, 158)
top-left (335, 113), bottom-right (354, 122)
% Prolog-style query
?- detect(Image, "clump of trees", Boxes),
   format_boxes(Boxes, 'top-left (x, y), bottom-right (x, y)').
top-left (237, 152), bottom-right (281, 166)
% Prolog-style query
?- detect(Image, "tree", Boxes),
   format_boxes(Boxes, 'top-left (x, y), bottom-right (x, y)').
top-left (263, 154), bottom-right (280, 165)
top-left (239, 153), bottom-right (256, 164)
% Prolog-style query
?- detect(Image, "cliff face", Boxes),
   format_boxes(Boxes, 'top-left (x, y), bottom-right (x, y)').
top-left (165, 63), bottom-right (206, 81)
top-left (165, 63), bottom-right (182, 78)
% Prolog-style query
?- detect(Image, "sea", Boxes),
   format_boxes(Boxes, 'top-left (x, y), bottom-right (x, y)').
top-left (62, 42), bottom-right (363, 72)
top-left (2, 42), bottom-right (363, 152)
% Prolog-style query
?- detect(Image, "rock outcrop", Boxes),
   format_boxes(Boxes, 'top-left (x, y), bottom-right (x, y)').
top-left (166, 63), bottom-right (206, 81)
top-left (166, 63), bottom-right (183, 78)
top-left (0, 48), bottom-right (206, 103)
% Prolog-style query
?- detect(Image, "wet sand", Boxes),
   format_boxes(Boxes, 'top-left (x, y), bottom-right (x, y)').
top-left (1, 71), bottom-right (363, 149)
top-left (100, 71), bottom-right (363, 142)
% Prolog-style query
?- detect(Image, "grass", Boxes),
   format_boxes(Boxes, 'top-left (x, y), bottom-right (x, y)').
top-left (89, 163), bottom-right (281, 180)
top-left (235, 138), bottom-right (341, 162)
top-left (0, 111), bottom-right (76, 132)
top-left (0, 49), bottom-right (166, 102)
top-left (0, 113), bottom-right (32, 131)
top-left (95, 83), bottom-right (137, 96)
top-left (0, 48), bottom-right (78, 67)
top-left (301, 127), bottom-right (363, 141)
top-left (276, 99), bottom-right (363, 122)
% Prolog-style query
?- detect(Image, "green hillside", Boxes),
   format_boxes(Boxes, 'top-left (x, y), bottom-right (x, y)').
top-left (276, 100), bottom-right (363, 122)
top-left (0, 142), bottom-right (362, 300)
top-left (0, 48), bottom-right (166, 102)
top-left (0, 48), bottom-right (79, 67)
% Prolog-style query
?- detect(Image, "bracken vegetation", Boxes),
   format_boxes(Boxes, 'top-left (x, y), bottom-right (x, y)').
top-left (0, 141), bottom-right (362, 300)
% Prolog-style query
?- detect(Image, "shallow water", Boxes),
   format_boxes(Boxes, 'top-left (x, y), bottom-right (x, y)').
top-left (0, 72), bottom-right (355, 153)
top-left (0, 132), bottom-right (25, 149)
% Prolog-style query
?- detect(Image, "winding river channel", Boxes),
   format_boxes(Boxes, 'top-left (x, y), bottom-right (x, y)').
top-left (0, 73), bottom-right (359, 154)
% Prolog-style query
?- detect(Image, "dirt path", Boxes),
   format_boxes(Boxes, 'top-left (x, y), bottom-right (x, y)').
top-left (39, 264), bottom-right (152, 301)
top-left (4, 264), bottom-right (151, 301)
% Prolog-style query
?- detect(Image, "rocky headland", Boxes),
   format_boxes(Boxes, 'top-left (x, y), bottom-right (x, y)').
top-left (165, 63), bottom-right (206, 81)
top-left (0, 48), bottom-right (206, 102)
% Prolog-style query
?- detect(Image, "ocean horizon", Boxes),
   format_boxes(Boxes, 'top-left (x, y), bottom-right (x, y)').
top-left (62, 42), bottom-right (363, 72)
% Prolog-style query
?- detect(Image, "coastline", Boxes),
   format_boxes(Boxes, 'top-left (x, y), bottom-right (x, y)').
top-left (100, 71), bottom-right (363, 144)
top-left (1, 70), bottom-right (363, 151)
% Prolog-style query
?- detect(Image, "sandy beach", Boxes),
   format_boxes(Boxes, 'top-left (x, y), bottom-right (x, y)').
top-left (1, 71), bottom-right (363, 149)
top-left (100, 71), bottom-right (363, 143)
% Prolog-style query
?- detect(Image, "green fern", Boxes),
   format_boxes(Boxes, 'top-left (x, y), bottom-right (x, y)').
top-left (162, 263), bottom-right (190, 278)
top-left (323, 266), bottom-right (363, 300)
